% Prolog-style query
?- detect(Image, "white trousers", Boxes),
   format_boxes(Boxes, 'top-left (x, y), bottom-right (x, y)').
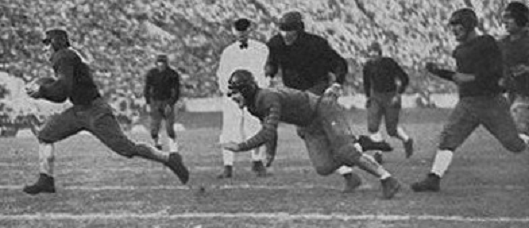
top-left (219, 96), bottom-right (264, 166)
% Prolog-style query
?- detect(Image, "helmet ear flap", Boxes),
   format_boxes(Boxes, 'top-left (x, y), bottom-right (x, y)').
top-left (228, 70), bottom-right (257, 98)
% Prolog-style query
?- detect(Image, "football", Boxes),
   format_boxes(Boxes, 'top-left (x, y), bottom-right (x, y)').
top-left (25, 77), bottom-right (56, 95)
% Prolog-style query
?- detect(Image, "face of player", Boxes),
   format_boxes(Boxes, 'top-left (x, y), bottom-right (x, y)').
top-left (502, 12), bottom-right (523, 34)
top-left (368, 49), bottom-right (381, 59)
top-left (229, 90), bottom-right (246, 108)
top-left (450, 23), bottom-right (469, 42)
top-left (280, 30), bottom-right (299, 46)
top-left (156, 61), bottom-right (167, 71)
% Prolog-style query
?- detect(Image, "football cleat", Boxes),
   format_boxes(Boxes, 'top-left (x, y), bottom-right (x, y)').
top-left (357, 135), bottom-right (393, 152)
top-left (217, 165), bottom-right (233, 179)
top-left (23, 173), bottom-right (56, 195)
top-left (381, 176), bottom-right (400, 199)
top-left (411, 173), bottom-right (441, 192)
top-left (342, 172), bottom-right (362, 193)
top-left (164, 153), bottom-right (189, 184)
top-left (252, 161), bottom-right (268, 177)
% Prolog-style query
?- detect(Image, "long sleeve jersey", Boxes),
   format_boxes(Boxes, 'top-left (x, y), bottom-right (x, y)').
top-left (429, 35), bottom-right (504, 98)
top-left (363, 57), bottom-right (409, 97)
top-left (237, 87), bottom-right (314, 151)
top-left (144, 67), bottom-right (181, 104)
top-left (266, 32), bottom-right (348, 90)
top-left (40, 47), bottom-right (100, 105)
top-left (217, 39), bottom-right (270, 95)
top-left (499, 30), bottom-right (529, 96)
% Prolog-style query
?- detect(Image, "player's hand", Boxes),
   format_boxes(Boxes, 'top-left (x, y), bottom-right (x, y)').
top-left (390, 95), bottom-right (401, 107)
top-left (25, 81), bottom-right (41, 99)
top-left (164, 104), bottom-right (173, 117)
top-left (221, 142), bottom-right (241, 152)
top-left (425, 62), bottom-right (439, 74)
top-left (324, 83), bottom-right (341, 100)
top-left (145, 105), bottom-right (151, 113)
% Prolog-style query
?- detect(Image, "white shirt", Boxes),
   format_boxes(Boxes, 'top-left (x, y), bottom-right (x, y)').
top-left (217, 39), bottom-right (270, 94)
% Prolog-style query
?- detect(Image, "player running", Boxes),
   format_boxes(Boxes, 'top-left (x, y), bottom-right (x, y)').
top-left (22, 29), bottom-right (189, 195)
top-left (411, 8), bottom-right (529, 192)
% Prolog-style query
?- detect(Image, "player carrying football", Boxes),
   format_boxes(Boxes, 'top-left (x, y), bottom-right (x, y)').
top-left (22, 29), bottom-right (189, 195)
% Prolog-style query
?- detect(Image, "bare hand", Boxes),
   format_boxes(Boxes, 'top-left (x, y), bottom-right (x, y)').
top-left (164, 105), bottom-right (173, 117)
top-left (25, 81), bottom-right (41, 98)
top-left (221, 142), bottom-right (241, 152)
top-left (324, 83), bottom-right (341, 99)
top-left (390, 95), bottom-right (401, 106)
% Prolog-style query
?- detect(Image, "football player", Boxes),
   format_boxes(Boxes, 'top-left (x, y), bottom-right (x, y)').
top-left (222, 69), bottom-right (400, 199)
top-left (411, 8), bottom-right (529, 192)
top-left (22, 29), bottom-right (189, 195)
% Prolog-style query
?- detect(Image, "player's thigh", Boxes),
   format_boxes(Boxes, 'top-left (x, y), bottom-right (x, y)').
top-left (438, 101), bottom-right (479, 150)
top-left (384, 104), bottom-right (401, 136)
top-left (149, 103), bottom-right (163, 132)
top-left (299, 126), bottom-right (341, 176)
top-left (90, 112), bottom-right (139, 157)
top-left (483, 97), bottom-right (526, 152)
top-left (367, 99), bottom-right (384, 133)
top-left (38, 109), bottom-right (83, 143)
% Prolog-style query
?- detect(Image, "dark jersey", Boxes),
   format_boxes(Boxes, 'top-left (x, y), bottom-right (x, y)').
top-left (499, 30), bottom-right (529, 96)
top-left (41, 48), bottom-right (100, 105)
top-left (144, 67), bottom-right (181, 104)
top-left (238, 87), bottom-right (314, 151)
top-left (430, 35), bottom-right (504, 97)
top-left (363, 57), bottom-right (409, 97)
top-left (266, 32), bottom-right (347, 91)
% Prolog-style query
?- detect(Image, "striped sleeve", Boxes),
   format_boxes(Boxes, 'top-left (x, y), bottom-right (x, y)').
top-left (238, 94), bottom-right (281, 151)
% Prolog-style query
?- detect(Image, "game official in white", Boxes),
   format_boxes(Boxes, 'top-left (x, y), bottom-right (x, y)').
top-left (216, 18), bottom-right (271, 178)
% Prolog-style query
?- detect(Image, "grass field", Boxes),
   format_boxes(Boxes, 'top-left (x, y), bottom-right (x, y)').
top-left (1, 109), bottom-right (529, 228)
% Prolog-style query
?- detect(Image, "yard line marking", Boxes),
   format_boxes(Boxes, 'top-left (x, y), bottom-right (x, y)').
top-left (0, 165), bottom-right (316, 172)
top-left (0, 184), bottom-right (364, 191)
top-left (0, 212), bottom-right (529, 223)
top-left (0, 183), bottom-right (525, 191)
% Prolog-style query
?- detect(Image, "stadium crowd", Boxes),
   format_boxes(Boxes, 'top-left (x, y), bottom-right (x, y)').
top-left (0, 0), bottom-right (518, 128)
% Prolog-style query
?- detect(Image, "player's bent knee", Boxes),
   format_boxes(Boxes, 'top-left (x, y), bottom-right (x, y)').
top-left (335, 144), bottom-right (363, 166)
top-left (314, 165), bottom-right (335, 176)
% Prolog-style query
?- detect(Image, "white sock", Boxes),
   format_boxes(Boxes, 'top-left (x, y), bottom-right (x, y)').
top-left (397, 127), bottom-right (410, 141)
top-left (169, 139), bottom-right (179, 152)
top-left (519, 133), bottom-right (529, 144)
top-left (370, 132), bottom-right (383, 142)
top-left (250, 147), bottom-right (264, 162)
top-left (38, 143), bottom-right (55, 176)
top-left (336, 166), bottom-right (353, 175)
top-left (380, 171), bottom-right (391, 180)
top-left (431, 149), bottom-right (453, 177)
top-left (222, 149), bottom-right (234, 166)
